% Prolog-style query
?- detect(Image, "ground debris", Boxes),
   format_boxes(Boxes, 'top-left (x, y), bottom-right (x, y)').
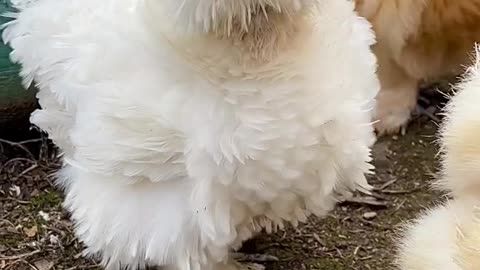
top-left (0, 135), bottom-right (99, 270)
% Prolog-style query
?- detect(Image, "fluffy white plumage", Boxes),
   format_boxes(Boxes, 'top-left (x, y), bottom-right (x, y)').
top-left (396, 49), bottom-right (480, 270)
top-left (3, 0), bottom-right (379, 269)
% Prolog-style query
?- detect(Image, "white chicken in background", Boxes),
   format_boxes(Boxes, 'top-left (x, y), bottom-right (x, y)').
top-left (3, 0), bottom-right (379, 269)
top-left (397, 49), bottom-right (480, 270)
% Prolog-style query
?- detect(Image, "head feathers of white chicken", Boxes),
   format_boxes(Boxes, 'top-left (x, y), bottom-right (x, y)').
top-left (147, 0), bottom-right (318, 61)
top-left (159, 0), bottom-right (317, 33)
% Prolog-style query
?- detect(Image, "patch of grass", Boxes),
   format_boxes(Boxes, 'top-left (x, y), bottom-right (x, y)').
top-left (310, 259), bottom-right (345, 270)
top-left (30, 190), bottom-right (62, 211)
top-left (0, 234), bottom-right (23, 247)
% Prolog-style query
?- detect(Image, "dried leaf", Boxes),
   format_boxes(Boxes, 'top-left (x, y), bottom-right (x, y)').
top-left (34, 259), bottom-right (54, 270)
top-left (24, 225), bottom-right (38, 238)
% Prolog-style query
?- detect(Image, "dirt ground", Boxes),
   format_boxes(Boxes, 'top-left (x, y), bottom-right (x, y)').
top-left (0, 89), bottom-right (450, 270)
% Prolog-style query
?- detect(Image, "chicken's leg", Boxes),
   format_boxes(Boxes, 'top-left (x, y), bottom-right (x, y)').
top-left (373, 46), bottom-right (419, 136)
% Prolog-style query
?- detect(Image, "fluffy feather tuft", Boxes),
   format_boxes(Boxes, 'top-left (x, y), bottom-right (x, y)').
top-left (439, 46), bottom-right (480, 198)
top-left (396, 47), bottom-right (480, 270)
top-left (154, 0), bottom-right (317, 34)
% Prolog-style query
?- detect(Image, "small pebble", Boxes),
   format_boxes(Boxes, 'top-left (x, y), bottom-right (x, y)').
top-left (9, 185), bottom-right (21, 197)
top-left (39, 211), bottom-right (50, 221)
top-left (363, 212), bottom-right (377, 220)
top-left (49, 234), bottom-right (60, 245)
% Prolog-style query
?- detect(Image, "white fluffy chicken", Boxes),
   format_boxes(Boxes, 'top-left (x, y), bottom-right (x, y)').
top-left (397, 49), bottom-right (480, 270)
top-left (3, 0), bottom-right (379, 269)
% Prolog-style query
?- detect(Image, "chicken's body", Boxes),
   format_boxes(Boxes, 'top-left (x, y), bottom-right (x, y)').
top-left (354, 0), bottom-right (480, 135)
top-left (3, 0), bottom-right (378, 269)
top-left (397, 50), bottom-right (480, 270)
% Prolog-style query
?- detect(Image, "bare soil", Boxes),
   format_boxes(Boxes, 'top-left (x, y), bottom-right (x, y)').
top-left (0, 89), bottom-right (450, 270)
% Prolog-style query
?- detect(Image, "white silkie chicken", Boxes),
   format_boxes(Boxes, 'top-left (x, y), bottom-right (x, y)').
top-left (3, 0), bottom-right (379, 269)
top-left (397, 49), bottom-right (480, 270)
